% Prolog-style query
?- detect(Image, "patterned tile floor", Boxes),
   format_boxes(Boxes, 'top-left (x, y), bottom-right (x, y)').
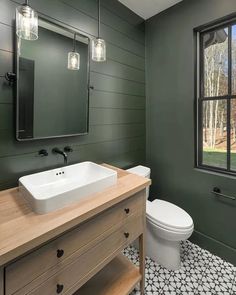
top-left (123, 240), bottom-right (236, 295)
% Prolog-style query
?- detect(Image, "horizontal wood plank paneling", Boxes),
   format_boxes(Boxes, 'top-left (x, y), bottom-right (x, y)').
top-left (108, 149), bottom-right (145, 169)
top-left (0, 51), bottom-right (13, 76)
top-left (0, 47), bottom-right (144, 84)
top-left (102, 25), bottom-right (145, 57)
top-left (90, 72), bottom-right (145, 96)
top-left (89, 108), bottom-right (145, 125)
top-left (0, 124), bottom-right (145, 158)
top-left (91, 60), bottom-right (145, 83)
top-left (0, 23), bottom-right (12, 52)
top-left (90, 91), bottom-right (145, 109)
top-left (0, 104), bottom-right (13, 131)
top-left (60, 0), bottom-right (145, 44)
top-left (0, 0), bottom-right (15, 26)
top-left (0, 0), bottom-right (145, 190)
top-left (106, 43), bottom-right (145, 70)
top-left (0, 80), bottom-right (13, 103)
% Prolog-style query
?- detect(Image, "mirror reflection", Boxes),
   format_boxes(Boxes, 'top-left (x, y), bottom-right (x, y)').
top-left (16, 18), bottom-right (90, 140)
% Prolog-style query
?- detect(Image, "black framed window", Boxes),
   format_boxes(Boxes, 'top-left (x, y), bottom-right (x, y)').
top-left (197, 17), bottom-right (236, 175)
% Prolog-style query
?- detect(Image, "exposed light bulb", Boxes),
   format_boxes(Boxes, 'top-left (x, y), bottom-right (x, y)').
top-left (92, 38), bottom-right (106, 62)
top-left (71, 56), bottom-right (77, 67)
top-left (22, 13), bottom-right (31, 38)
top-left (95, 43), bottom-right (102, 58)
top-left (68, 52), bottom-right (80, 70)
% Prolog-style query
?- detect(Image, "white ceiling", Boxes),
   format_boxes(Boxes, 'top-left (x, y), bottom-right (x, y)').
top-left (118, 0), bottom-right (183, 20)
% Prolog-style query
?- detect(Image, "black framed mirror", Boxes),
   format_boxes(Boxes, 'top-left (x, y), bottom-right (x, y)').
top-left (16, 17), bottom-right (90, 141)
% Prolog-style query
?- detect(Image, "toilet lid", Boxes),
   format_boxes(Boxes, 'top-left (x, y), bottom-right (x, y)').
top-left (146, 200), bottom-right (193, 230)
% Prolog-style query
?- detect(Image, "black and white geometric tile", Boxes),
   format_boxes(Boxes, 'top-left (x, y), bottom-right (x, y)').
top-left (123, 240), bottom-right (236, 295)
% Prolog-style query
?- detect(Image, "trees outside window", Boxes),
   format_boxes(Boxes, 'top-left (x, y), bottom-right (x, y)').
top-left (197, 20), bottom-right (236, 174)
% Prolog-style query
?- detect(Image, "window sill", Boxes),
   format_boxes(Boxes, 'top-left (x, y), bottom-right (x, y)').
top-left (194, 166), bottom-right (236, 180)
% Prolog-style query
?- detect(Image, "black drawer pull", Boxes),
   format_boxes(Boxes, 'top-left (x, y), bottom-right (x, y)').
top-left (57, 284), bottom-right (64, 294)
top-left (124, 208), bottom-right (130, 214)
top-left (124, 232), bottom-right (129, 238)
top-left (57, 249), bottom-right (64, 258)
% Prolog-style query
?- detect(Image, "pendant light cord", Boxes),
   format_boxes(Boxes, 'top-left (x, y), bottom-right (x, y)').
top-left (73, 33), bottom-right (76, 52)
top-left (25, 0), bottom-right (29, 5)
top-left (98, 0), bottom-right (100, 38)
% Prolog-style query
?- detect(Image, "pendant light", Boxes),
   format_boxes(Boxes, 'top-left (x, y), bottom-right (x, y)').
top-left (92, 0), bottom-right (106, 62)
top-left (68, 33), bottom-right (80, 70)
top-left (16, 0), bottom-right (38, 41)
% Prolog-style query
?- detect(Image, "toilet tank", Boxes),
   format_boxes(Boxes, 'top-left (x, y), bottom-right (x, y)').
top-left (126, 166), bottom-right (151, 200)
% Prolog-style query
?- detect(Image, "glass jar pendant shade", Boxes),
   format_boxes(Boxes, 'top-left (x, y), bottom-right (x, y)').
top-left (68, 52), bottom-right (80, 70)
top-left (16, 0), bottom-right (38, 41)
top-left (92, 38), bottom-right (106, 62)
top-left (68, 33), bottom-right (80, 70)
top-left (92, 0), bottom-right (106, 62)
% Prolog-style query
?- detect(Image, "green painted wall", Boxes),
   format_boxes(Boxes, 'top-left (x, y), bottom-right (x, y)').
top-left (146, 0), bottom-right (236, 264)
top-left (0, 0), bottom-right (145, 189)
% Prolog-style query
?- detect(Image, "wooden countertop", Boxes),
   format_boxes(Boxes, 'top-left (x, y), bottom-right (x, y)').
top-left (0, 164), bottom-right (150, 266)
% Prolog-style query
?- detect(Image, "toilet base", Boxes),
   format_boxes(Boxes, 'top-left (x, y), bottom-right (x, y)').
top-left (146, 222), bottom-right (181, 270)
top-left (133, 234), bottom-right (181, 271)
top-left (147, 236), bottom-right (181, 270)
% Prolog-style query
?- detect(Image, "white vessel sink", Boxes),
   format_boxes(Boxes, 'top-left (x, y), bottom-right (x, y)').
top-left (19, 162), bottom-right (117, 214)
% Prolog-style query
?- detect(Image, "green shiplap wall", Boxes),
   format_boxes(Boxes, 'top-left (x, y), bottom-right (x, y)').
top-left (146, 0), bottom-right (236, 264)
top-left (0, 0), bottom-right (146, 189)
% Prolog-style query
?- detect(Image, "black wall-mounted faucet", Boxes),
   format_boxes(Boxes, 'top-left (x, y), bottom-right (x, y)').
top-left (64, 146), bottom-right (73, 153)
top-left (52, 148), bottom-right (68, 165)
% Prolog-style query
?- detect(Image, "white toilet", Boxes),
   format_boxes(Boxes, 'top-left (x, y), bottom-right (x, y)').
top-left (127, 165), bottom-right (194, 270)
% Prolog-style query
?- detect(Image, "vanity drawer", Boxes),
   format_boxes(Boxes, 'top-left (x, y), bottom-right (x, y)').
top-left (5, 193), bottom-right (144, 295)
top-left (16, 213), bottom-right (143, 295)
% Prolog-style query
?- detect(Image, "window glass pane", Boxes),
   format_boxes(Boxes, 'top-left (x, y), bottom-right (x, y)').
top-left (202, 100), bottom-right (227, 168)
top-left (203, 28), bottom-right (228, 97)
top-left (232, 25), bottom-right (236, 94)
top-left (231, 99), bottom-right (236, 170)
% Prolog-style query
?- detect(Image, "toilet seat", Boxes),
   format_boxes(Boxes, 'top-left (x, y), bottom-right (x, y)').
top-left (146, 199), bottom-right (193, 232)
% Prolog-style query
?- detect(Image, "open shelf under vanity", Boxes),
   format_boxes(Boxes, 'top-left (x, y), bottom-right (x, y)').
top-left (76, 254), bottom-right (141, 295)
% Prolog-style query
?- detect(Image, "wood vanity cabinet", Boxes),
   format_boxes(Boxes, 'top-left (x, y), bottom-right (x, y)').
top-left (0, 269), bottom-right (3, 295)
top-left (0, 166), bottom-right (150, 295)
